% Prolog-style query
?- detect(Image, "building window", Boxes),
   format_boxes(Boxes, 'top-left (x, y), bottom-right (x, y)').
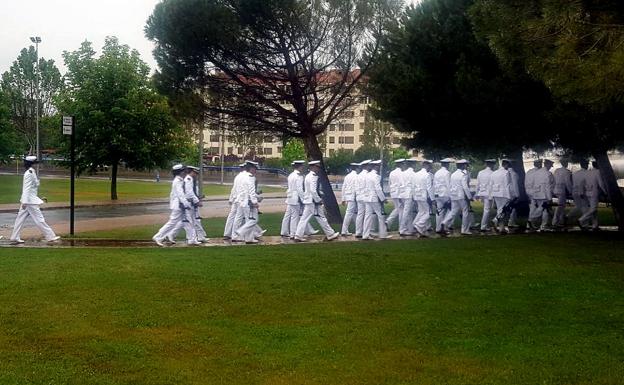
top-left (329, 149), bottom-right (335, 156)
top-left (329, 136), bottom-right (335, 144)
top-left (209, 147), bottom-right (219, 154)
top-left (329, 124), bottom-right (336, 131)
top-left (339, 136), bottom-right (354, 144)
top-left (227, 147), bottom-right (233, 155)
top-left (340, 110), bottom-right (355, 119)
top-left (339, 123), bottom-right (354, 131)
top-left (360, 110), bottom-right (366, 117)
top-left (209, 135), bottom-right (220, 142)
top-left (277, 147), bottom-right (282, 153)
top-left (237, 147), bottom-right (243, 155)
top-left (359, 135), bottom-right (364, 143)
top-left (359, 122), bottom-right (365, 130)
top-left (264, 148), bottom-right (273, 155)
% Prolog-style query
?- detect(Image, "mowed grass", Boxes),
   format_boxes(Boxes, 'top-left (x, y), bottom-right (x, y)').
top-left (0, 234), bottom-right (623, 384)
top-left (0, 175), bottom-right (284, 204)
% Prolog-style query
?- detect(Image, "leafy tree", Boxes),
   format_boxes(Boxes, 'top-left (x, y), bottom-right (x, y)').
top-left (470, 0), bottom-right (624, 230)
top-left (281, 138), bottom-right (306, 168)
top-left (325, 149), bottom-right (354, 175)
top-left (367, 0), bottom-right (556, 205)
top-left (145, 0), bottom-right (402, 223)
top-left (0, 91), bottom-right (19, 163)
top-left (57, 37), bottom-right (191, 200)
top-left (0, 46), bottom-right (63, 154)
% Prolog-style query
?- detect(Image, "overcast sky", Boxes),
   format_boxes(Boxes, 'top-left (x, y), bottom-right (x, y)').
top-left (0, 0), bottom-right (421, 76)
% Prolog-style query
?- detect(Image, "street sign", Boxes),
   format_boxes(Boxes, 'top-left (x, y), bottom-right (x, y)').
top-left (61, 116), bottom-right (76, 235)
top-left (62, 116), bottom-right (73, 135)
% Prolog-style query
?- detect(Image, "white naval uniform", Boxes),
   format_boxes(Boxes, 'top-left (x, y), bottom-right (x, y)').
top-left (10, 167), bottom-right (57, 242)
top-left (192, 178), bottom-right (208, 241)
top-left (524, 167), bottom-right (539, 222)
top-left (169, 174), bottom-right (202, 242)
top-left (475, 166), bottom-right (493, 230)
top-left (489, 167), bottom-right (514, 232)
top-left (385, 167), bottom-right (404, 229)
top-left (569, 169), bottom-right (589, 224)
top-left (340, 170), bottom-right (358, 234)
top-left (153, 175), bottom-right (197, 243)
top-left (552, 167), bottom-right (573, 227)
top-left (445, 169), bottom-right (473, 234)
top-left (295, 171), bottom-right (336, 238)
top-left (528, 168), bottom-right (555, 229)
top-left (354, 169), bottom-right (369, 237)
top-left (362, 169), bottom-right (388, 239)
top-left (579, 168), bottom-right (605, 229)
top-left (281, 170), bottom-right (305, 237)
top-left (224, 171), bottom-right (245, 238)
top-left (433, 167), bottom-right (452, 232)
top-left (399, 167), bottom-right (416, 235)
top-left (234, 173), bottom-right (261, 242)
top-left (412, 168), bottom-right (434, 235)
top-left (508, 168), bottom-right (520, 226)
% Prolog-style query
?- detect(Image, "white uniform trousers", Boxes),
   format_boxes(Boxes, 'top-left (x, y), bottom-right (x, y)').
top-left (235, 207), bottom-right (259, 242)
top-left (10, 204), bottom-right (57, 241)
top-left (193, 206), bottom-right (207, 240)
top-left (154, 208), bottom-right (196, 243)
top-left (445, 199), bottom-right (472, 234)
top-left (355, 200), bottom-right (366, 236)
top-left (231, 204), bottom-right (250, 241)
top-left (400, 199), bottom-right (415, 235)
top-left (493, 197), bottom-right (510, 232)
top-left (480, 198), bottom-right (493, 230)
top-left (341, 200), bottom-right (357, 234)
top-left (579, 196), bottom-right (599, 229)
top-left (412, 200), bottom-right (431, 235)
top-left (385, 198), bottom-right (403, 229)
top-left (223, 203), bottom-right (239, 237)
top-left (568, 194), bottom-right (588, 224)
top-left (552, 196), bottom-right (567, 227)
top-left (363, 202), bottom-right (388, 239)
top-left (280, 204), bottom-right (301, 236)
top-left (296, 203), bottom-right (335, 238)
top-left (529, 199), bottom-right (550, 229)
top-left (435, 197), bottom-right (451, 232)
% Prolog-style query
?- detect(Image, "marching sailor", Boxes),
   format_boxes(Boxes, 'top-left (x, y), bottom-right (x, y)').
top-left (399, 158), bottom-right (417, 236)
top-left (354, 160), bottom-right (371, 238)
top-left (294, 161), bottom-right (340, 242)
top-left (153, 164), bottom-right (199, 246)
top-left (524, 159), bottom-right (542, 230)
top-left (552, 158), bottom-right (573, 229)
top-left (476, 159), bottom-right (496, 232)
top-left (281, 160), bottom-right (306, 238)
top-left (385, 159), bottom-right (406, 230)
top-left (569, 159), bottom-right (590, 229)
top-left (362, 160), bottom-right (390, 240)
top-left (188, 166), bottom-right (208, 242)
top-left (412, 160), bottom-right (434, 237)
top-left (527, 159), bottom-right (555, 231)
top-left (233, 161), bottom-right (262, 244)
top-left (507, 160), bottom-right (521, 227)
top-left (444, 159), bottom-right (473, 235)
top-left (223, 163), bottom-right (246, 240)
top-left (489, 159), bottom-right (515, 233)
top-left (433, 158), bottom-right (453, 234)
top-left (169, 166), bottom-right (206, 243)
top-left (340, 162), bottom-right (360, 236)
top-left (9, 155), bottom-right (60, 244)
top-left (578, 160), bottom-right (606, 230)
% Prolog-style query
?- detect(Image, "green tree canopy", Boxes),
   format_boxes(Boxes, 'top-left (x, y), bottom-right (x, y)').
top-left (57, 37), bottom-right (191, 200)
top-left (145, 0), bottom-right (402, 222)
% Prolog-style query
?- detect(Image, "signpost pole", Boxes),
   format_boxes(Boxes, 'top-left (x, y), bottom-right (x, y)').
top-left (63, 116), bottom-right (75, 236)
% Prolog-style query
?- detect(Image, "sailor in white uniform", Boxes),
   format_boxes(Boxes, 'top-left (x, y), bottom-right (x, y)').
top-left (569, 159), bottom-right (590, 228)
top-left (281, 160), bottom-right (306, 238)
top-left (528, 159), bottom-right (555, 231)
top-left (340, 162), bottom-right (360, 236)
top-left (234, 161), bottom-right (264, 244)
top-left (399, 158), bottom-right (417, 236)
top-left (552, 158), bottom-right (573, 228)
top-left (153, 164), bottom-right (199, 246)
top-left (362, 160), bottom-right (390, 240)
top-left (9, 156), bottom-right (60, 244)
top-left (412, 160), bottom-right (434, 237)
top-left (294, 161), bottom-right (340, 242)
top-left (223, 164), bottom-right (246, 240)
top-left (169, 166), bottom-right (206, 243)
top-left (385, 159), bottom-right (406, 230)
top-left (444, 159), bottom-right (473, 235)
top-left (433, 158), bottom-right (453, 233)
top-left (476, 159), bottom-right (496, 232)
top-left (579, 160), bottom-right (606, 230)
top-left (524, 159), bottom-right (542, 230)
top-left (489, 159), bottom-right (515, 233)
top-left (354, 160), bottom-right (371, 238)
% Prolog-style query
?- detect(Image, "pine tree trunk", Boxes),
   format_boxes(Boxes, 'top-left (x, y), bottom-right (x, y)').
top-left (511, 150), bottom-right (529, 218)
top-left (302, 134), bottom-right (343, 224)
top-left (110, 162), bottom-right (118, 201)
top-left (593, 151), bottom-right (624, 232)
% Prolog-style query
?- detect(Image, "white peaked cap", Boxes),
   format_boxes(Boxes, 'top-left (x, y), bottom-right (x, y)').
top-left (172, 164), bottom-right (185, 171)
top-left (246, 160), bottom-right (259, 167)
top-left (308, 160), bottom-right (321, 166)
top-left (422, 159), bottom-right (433, 164)
top-left (238, 163), bottom-right (246, 167)
top-left (370, 160), bottom-right (382, 165)
top-left (360, 159), bottom-right (372, 165)
top-left (25, 156), bottom-right (37, 162)
top-left (394, 158), bottom-right (406, 163)
top-left (291, 160), bottom-right (305, 165)
top-left (186, 166), bottom-right (200, 171)
top-left (501, 158), bottom-right (511, 162)
top-left (485, 159), bottom-right (497, 163)
top-left (407, 157), bottom-right (419, 162)
top-left (350, 162), bottom-right (360, 166)
top-left (456, 159), bottom-right (470, 164)
top-left (440, 158), bottom-right (455, 163)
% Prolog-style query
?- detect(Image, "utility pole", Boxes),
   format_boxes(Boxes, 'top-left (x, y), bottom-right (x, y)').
top-left (198, 120), bottom-right (204, 197)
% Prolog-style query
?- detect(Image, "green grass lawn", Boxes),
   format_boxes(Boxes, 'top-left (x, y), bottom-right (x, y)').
top-left (0, 175), bottom-right (284, 204)
top-left (0, 234), bottom-right (623, 384)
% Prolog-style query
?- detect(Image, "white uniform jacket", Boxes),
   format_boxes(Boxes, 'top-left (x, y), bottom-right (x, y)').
top-left (341, 170), bottom-right (358, 203)
top-left (413, 168), bottom-right (434, 201)
top-left (524, 168), bottom-right (538, 198)
top-left (364, 170), bottom-right (385, 203)
top-left (433, 167), bottom-right (451, 198)
top-left (235, 172), bottom-right (255, 207)
top-left (169, 176), bottom-right (191, 210)
top-left (572, 169), bottom-right (588, 196)
top-left (388, 168), bottom-right (403, 199)
top-left (355, 170), bottom-right (369, 202)
top-left (585, 169), bottom-right (606, 199)
top-left (286, 171), bottom-right (305, 205)
top-left (553, 167), bottom-right (573, 197)
top-left (449, 170), bottom-right (472, 201)
top-left (475, 167), bottom-right (493, 199)
top-left (398, 167), bottom-right (415, 200)
top-left (183, 175), bottom-right (200, 206)
top-left (489, 168), bottom-right (513, 199)
top-left (509, 169), bottom-right (520, 199)
top-left (531, 168), bottom-right (554, 200)
top-left (303, 171), bottom-right (323, 204)
top-left (229, 172), bottom-right (244, 204)
top-left (20, 168), bottom-right (44, 205)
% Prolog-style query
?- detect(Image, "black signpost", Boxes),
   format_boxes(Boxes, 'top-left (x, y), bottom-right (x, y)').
top-left (62, 116), bottom-right (75, 235)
